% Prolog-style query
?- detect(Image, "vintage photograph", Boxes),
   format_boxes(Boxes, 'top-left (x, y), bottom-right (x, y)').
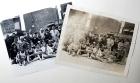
top-left (0, 2), bottom-right (72, 68)
top-left (56, 7), bottom-right (138, 75)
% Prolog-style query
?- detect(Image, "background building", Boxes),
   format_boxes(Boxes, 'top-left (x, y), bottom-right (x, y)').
top-left (24, 8), bottom-right (59, 33)
top-left (0, 16), bottom-right (21, 35)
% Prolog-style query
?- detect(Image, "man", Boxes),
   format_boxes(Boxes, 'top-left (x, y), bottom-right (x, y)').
top-left (117, 39), bottom-right (124, 63)
top-left (11, 38), bottom-right (19, 64)
top-left (32, 33), bottom-right (39, 46)
top-left (46, 40), bottom-right (54, 56)
top-left (107, 36), bottom-right (114, 51)
top-left (40, 28), bottom-right (45, 39)
top-left (16, 49), bottom-right (26, 66)
top-left (44, 29), bottom-right (52, 45)
top-left (5, 35), bottom-right (12, 59)
top-left (24, 33), bottom-right (32, 45)
top-left (50, 25), bottom-right (60, 42)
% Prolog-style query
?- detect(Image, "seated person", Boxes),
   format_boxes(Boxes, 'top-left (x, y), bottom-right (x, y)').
top-left (27, 47), bottom-right (35, 62)
top-left (34, 45), bottom-right (43, 60)
top-left (95, 48), bottom-right (104, 62)
top-left (46, 42), bottom-right (54, 56)
top-left (90, 45), bottom-right (99, 59)
top-left (102, 48), bottom-right (115, 63)
top-left (77, 43), bottom-right (86, 55)
top-left (86, 45), bottom-right (93, 58)
top-left (16, 50), bottom-right (26, 66)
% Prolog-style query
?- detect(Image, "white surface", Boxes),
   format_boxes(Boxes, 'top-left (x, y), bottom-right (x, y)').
top-left (0, 0), bottom-right (140, 83)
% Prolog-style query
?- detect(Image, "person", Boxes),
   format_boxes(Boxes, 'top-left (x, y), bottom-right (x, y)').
top-left (16, 50), bottom-right (26, 66)
top-left (34, 45), bottom-right (43, 60)
top-left (103, 48), bottom-right (115, 63)
top-left (99, 35), bottom-right (107, 48)
top-left (52, 39), bottom-right (58, 53)
top-left (40, 28), bottom-right (45, 39)
top-left (27, 46), bottom-right (34, 63)
top-left (123, 39), bottom-right (130, 56)
top-left (32, 33), bottom-right (39, 46)
top-left (50, 25), bottom-right (60, 42)
top-left (117, 40), bottom-right (124, 63)
top-left (44, 29), bottom-right (52, 45)
top-left (5, 35), bottom-right (12, 59)
top-left (40, 41), bottom-right (47, 59)
top-left (90, 45), bottom-right (98, 59)
top-left (94, 48), bottom-right (103, 61)
top-left (86, 45), bottom-right (93, 58)
top-left (46, 41), bottom-right (54, 56)
top-left (11, 38), bottom-right (19, 64)
top-left (120, 39), bottom-right (129, 65)
top-left (24, 33), bottom-right (32, 45)
top-left (77, 41), bottom-right (86, 55)
top-left (107, 36), bottom-right (114, 50)
top-left (111, 37), bottom-right (119, 52)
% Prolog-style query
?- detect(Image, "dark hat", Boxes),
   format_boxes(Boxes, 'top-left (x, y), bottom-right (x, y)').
top-left (47, 23), bottom-right (55, 27)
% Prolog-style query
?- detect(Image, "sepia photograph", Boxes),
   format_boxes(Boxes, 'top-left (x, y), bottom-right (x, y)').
top-left (0, 2), bottom-right (72, 76)
top-left (56, 7), bottom-right (138, 75)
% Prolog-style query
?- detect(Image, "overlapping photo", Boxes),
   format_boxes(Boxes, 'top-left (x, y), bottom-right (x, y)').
top-left (56, 6), bottom-right (139, 75)
top-left (0, 2), bottom-right (72, 75)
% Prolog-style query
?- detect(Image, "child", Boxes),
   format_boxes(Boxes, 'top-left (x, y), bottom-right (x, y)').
top-left (86, 45), bottom-right (93, 58)
top-left (16, 50), bottom-right (26, 66)
top-left (27, 47), bottom-right (35, 63)
top-left (46, 41), bottom-right (54, 56)
top-left (91, 45), bottom-right (98, 59)
top-left (34, 45), bottom-right (43, 60)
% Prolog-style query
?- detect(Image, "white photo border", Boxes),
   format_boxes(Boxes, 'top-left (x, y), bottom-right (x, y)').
top-left (56, 5), bottom-right (139, 76)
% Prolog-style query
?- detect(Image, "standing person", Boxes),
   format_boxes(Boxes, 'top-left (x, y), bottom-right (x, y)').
top-left (40, 28), bottom-right (45, 39)
top-left (24, 33), bottom-right (32, 45)
top-left (121, 39), bottom-right (130, 64)
top-left (117, 39), bottom-right (124, 63)
top-left (99, 35), bottom-right (107, 49)
top-left (11, 37), bottom-right (19, 64)
top-left (5, 35), bottom-right (12, 59)
top-left (44, 29), bottom-right (52, 45)
top-left (111, 37), bottom-right (119, 52)
top-left (50, 25), bottom-right (60, 42)
top-left (107, 36), bottom-right (114, 51)
top-left (32, 33), bottom-right (39, 46)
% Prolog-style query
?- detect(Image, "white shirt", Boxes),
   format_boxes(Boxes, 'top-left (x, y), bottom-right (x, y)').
top-left (50, 29), bottom-right (59, 40)
top-left (47, 45), bottom-right (53, 55)
top-left (107, 38), bottom-right (114, 46)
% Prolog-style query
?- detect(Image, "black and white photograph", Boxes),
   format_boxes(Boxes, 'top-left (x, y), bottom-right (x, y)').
top-left (0, 2), bottom-right (72, 76)
top-left (56, 7), bottom-right (138, 75)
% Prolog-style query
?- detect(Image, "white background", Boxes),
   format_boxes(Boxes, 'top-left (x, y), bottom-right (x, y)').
top-left (0, 0), bottom-right (140, 83)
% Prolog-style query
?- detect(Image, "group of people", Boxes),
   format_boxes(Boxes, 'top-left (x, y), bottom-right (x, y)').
top-left (64, 32), bottom-right (131, 65)
top-left (5, 23), bottom-right (60, 66)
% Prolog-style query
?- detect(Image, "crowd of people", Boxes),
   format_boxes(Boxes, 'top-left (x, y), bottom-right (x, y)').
top-left (5, 23), bottom-right (60, 66)
top-left (63, 32), bottom-right (131, 65)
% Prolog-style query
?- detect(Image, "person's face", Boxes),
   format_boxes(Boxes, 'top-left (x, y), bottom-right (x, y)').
top-left (41, 30), bottom-right (44, 33)
top-left (12, 33), bottom-right (15, 36)
top-left (52, 26), bottom-right (55, 30)
top-left (34, 34), bottom-right (37, 37)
